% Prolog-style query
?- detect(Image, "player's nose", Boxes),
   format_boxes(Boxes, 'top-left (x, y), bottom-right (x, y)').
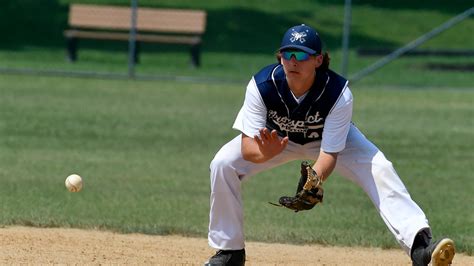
top-left (289, 56), bottom-right (298, 64)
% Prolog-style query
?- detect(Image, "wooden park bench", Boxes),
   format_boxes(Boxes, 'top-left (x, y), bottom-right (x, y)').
top-left (64, 4), bottom-right (207, 67)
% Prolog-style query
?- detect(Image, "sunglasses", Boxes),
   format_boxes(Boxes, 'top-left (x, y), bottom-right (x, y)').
top-left (281, 50), bottom-right (313, 61)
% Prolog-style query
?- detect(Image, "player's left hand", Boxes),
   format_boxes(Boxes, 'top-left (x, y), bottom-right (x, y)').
top-left (272, 161), bottom-right (324, 212)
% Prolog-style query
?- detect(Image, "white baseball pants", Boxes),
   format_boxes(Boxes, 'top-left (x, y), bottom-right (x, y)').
top-left (208, 124), bottom-right (430, 255)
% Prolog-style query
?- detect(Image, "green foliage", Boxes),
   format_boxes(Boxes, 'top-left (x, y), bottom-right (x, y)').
top-left (0, 75), bottom-right (472, 254)
top-left (0, 0), bottom-right (473, 87)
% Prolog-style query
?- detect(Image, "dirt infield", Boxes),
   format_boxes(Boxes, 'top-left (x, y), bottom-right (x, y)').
top-left (1, 226), bottom-right (472, 265)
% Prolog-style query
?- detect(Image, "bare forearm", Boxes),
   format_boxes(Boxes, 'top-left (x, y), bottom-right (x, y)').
top-left (241, 135), bottom-right (272, 163)
top-left (313, 150), bottom-right (338, 181)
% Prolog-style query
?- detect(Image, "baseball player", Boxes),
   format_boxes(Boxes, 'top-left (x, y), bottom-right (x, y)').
top-left (205, 24), bottom-right (455, 266)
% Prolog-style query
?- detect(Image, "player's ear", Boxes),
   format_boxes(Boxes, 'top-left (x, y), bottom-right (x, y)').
top-left (314, 54), bottom-right (323, 68)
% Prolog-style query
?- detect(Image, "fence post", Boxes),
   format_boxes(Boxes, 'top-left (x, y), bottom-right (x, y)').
top-left (128, 0), bottom-right (138, 78)
top-left (341, 0), bottom-right (352, 77)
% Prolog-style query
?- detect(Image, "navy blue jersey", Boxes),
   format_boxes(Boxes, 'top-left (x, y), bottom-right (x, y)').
top-left (253, 64), bottom-right (347, 145)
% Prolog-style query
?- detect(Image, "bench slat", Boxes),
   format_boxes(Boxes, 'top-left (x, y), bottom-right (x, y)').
top-left (138, 8), bottom-right (206, 34)
top-left (70, 5), bottom-right (130, 30)
top-left (70, 4), bottom-right (206, 34)
top-left (64, 30), bottom-right (201, 44)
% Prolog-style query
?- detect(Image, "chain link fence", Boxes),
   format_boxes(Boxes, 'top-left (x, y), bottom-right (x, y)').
top-left (0, 1), bottom-right (473, 85)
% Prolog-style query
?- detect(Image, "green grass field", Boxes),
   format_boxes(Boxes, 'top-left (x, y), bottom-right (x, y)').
top-left (0, 0), bottom-right (473, 258)
top-left (1, 74), bottom-right (473, 254)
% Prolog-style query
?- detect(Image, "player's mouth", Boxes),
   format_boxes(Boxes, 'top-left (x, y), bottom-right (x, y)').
top-left (288, 70), bottom-right (300, 75)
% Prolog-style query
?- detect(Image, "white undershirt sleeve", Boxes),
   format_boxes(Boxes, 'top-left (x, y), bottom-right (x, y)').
top-left (321, 86), bottom-right (353, 153)
top-left (232, 77), bottom-right (267, 138)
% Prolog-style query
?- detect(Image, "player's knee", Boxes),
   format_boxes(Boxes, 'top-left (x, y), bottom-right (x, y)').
top-left (209, 154), bottom-right (242, 188)
top-left (374, 158), bottom-right (392, 170)
top-left (370, 150), bottom-right (393, 172)
top-left (210, 153), bottom-right (233, 174)
top-left (372, 158), bottom-right (395, 178)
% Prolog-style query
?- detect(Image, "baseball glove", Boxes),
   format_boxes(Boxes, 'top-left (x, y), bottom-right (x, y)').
top-left (272, 161), bottom-right (324, 212)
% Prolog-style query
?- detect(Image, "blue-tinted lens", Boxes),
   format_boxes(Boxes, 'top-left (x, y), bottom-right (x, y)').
top-left (282, 51), bottom-right (310, 61)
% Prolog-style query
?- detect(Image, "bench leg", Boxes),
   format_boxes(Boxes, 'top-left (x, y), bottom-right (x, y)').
top-left (190, 44), bottom-right (201, 67)
top-left (66, 37), bottom-right (78, 62)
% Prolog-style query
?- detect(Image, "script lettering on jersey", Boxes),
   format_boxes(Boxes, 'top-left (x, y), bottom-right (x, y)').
top-left (268, 110), bottom-right (324, 138)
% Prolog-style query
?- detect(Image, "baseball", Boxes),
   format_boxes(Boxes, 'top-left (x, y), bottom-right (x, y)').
top-left (65, 174), bottom-right (83, 192)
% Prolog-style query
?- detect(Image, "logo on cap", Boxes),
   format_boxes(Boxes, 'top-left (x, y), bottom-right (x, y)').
top-left (290, 29), bottom-right (308, 44)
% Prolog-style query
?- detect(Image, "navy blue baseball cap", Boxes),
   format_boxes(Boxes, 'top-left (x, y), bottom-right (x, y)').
top-left (279, 24), bottom-right (322, 55)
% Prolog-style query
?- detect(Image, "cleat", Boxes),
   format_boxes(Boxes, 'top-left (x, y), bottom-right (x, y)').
top-left (412, 238), bottom-right (455, 266)
top-left (204, 249), bottom-right (245, 266)
top-left (430, 238), bottom-right (455, 266)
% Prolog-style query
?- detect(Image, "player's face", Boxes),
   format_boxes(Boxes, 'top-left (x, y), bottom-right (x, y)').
top-left (280, 50), bottom-right (322, 80)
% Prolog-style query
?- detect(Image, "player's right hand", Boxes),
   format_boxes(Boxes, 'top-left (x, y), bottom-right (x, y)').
top-left (254, 128), bottom-right (289, 160)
